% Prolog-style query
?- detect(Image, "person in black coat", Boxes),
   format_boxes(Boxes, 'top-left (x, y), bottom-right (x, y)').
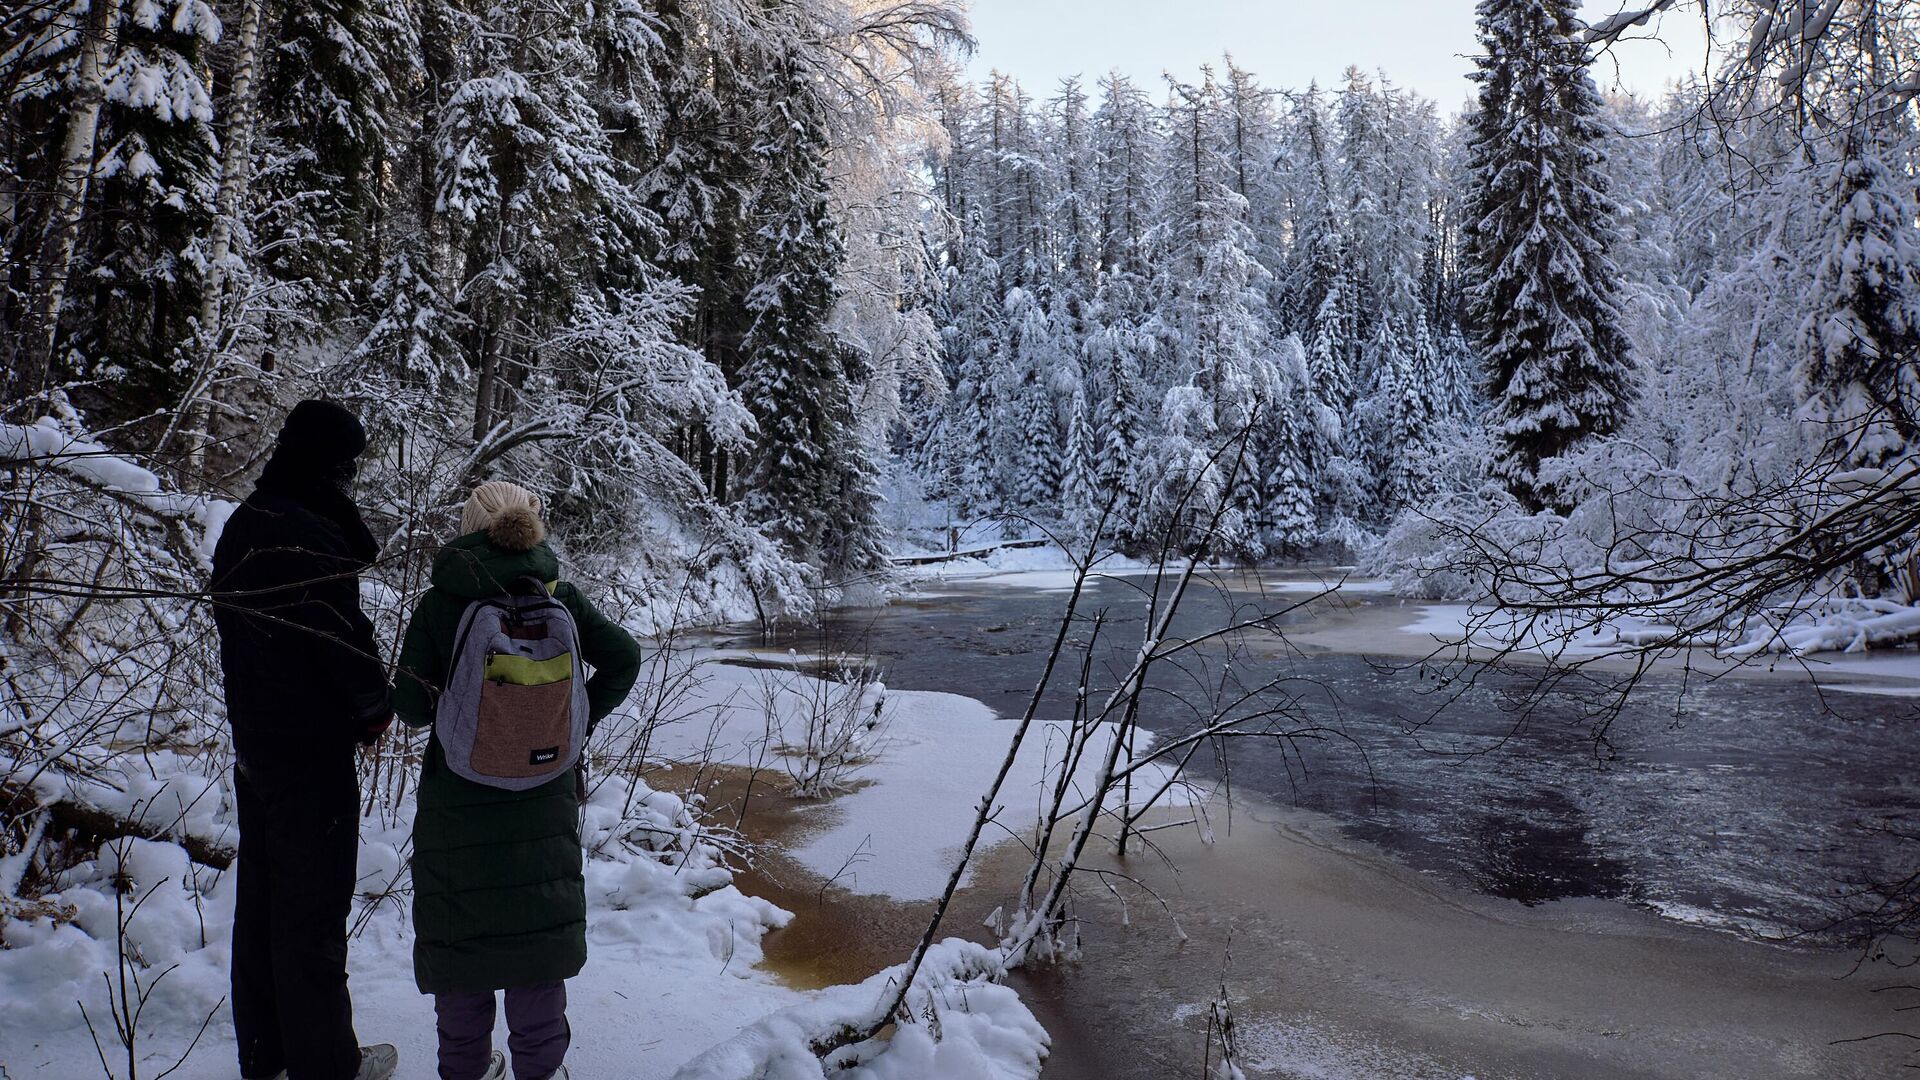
top-left (210, 400), bottom-right (399, 1080)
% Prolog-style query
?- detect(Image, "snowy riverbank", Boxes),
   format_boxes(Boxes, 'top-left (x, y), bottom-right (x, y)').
top-left (1170, 566), bottom-right (1920, 696)
top-left (0, 650), bottom-right (1104, 1078)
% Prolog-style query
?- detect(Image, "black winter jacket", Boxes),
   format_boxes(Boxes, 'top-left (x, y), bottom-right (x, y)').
top-left (210, 477), bottom-right (391, 759)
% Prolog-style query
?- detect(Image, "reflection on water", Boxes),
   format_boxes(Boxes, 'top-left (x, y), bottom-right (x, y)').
top-left (738, 570), bottom-right (1920, 940)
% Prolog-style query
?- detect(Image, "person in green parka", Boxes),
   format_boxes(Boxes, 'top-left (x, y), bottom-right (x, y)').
top-left (393, 481), bottom-right (641, 1080)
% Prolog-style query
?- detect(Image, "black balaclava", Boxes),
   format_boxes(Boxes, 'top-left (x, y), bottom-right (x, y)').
top-left (254, 399), bottom-right (379, 565)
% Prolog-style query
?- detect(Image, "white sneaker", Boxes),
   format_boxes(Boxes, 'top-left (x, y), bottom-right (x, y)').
top-left (354, 1044), bottom-right (399, 1080)
top-left (481, 1051), bottom-right (507, 1080)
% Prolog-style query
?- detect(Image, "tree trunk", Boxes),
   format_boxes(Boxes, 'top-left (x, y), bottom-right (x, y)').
top-left (15, 0), bottom-right (117, 409)
top-left (473, 319), bottom-right (502, 443)
top-left (182, 0), bottom-right (266, 479)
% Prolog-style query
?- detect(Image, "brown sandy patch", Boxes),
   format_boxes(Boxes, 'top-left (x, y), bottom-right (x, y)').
top-left (646, 762), bottom-right (1009, 991)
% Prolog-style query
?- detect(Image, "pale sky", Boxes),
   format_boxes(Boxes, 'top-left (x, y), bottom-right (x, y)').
top-left (961, 0), bottom-right (1713, 113)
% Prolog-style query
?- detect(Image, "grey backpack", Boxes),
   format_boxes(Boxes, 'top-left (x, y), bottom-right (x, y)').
top-left (436, 577), bottom-right (589, 791)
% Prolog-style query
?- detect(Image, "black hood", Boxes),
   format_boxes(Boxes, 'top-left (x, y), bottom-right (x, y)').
top-left (252, 399), bottom-right (379, 565)
top-left (258, 399), bottom-right (367, 485)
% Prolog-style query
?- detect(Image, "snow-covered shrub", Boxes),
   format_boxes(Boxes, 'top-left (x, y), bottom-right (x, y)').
top-left (752, 653), bottom-right (894, 799)
top-left (1, 419), bottom-right (235, 896)
top-left (0, 831), bottom-right (235, 1077)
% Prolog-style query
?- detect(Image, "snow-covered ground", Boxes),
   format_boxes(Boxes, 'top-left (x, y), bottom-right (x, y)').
top-left (660, 651), bottom-right (1187, 902)
top-left (0, 769), bottom-right (809, 1078)
top-left (0, 645), bottom-right (1189, 1078)
top-left (1404, 601), bottom-right (1920, 690)
top-left (902, 541), bottom-right (1152, 593)
top-left (902, 544), bottom-right (1402, 598)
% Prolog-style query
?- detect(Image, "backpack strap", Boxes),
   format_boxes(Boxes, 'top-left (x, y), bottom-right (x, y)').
top-left (505, 573), bottom-right (551, 598)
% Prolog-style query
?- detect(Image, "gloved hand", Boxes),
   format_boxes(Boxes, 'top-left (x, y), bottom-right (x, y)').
top-left (358, 712), bottom-right (394, 746)
top-left (350, 688), bottom-right (395, 747)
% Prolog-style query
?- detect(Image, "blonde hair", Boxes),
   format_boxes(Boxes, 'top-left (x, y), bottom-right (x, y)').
top-left (460, 480), bottom-right (546, 551)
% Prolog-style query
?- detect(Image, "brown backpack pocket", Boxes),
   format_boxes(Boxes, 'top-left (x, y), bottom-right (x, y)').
top-left (471, 679), bottom-right (574, 779)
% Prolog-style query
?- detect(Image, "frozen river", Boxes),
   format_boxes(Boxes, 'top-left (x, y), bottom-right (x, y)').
top-left (806, 569), bottom-right (1918, 941)
top-left (769, 567), bottom-right (1919, 1078)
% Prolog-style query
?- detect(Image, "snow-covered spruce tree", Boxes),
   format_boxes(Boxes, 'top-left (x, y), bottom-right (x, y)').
top-left (1436, 320), bottom-right (1481, 423)
top-left (738, 56), bottom-right (882, 575)
top-left (1090, 273), bottom-right (1154, 537)
top-left (1218, 58), bottom-right (1285, 284)
top-left (2, 0), bottom-right (222, 426)
top-left (1337, 65), bottom-right (1389, 352)
top-left (1277, 83), bottom-right (1343, 351)
top-left (1091, 71), bottom-right (1158, 277)
top-left (1161, 68), bottom-right (1223, 283)
top-left (1304, 202), bottom-right (1356, 417)
top-left (999, 287), bottom-right (1063, 513)
top-left (1465, 0), bottom-right (1634, 514)
top-left (432, 0), bottom-right (622, 443)
top-left (1184, 182), bottom-right (1278, 557)
top-left (1352, 316), bottom-right (1411, 512)
top-left (1383, 314), bottom-right (1446, 509)
top-left (1084, 71), bottom-right (1163, 538)
top-left (252, 0), bottom-right (414, 317)
top-left (933, 79), bottom-right (984, 230)
top-left (938, 214), bottom-right (1006, 516)
top-left (1305, 260), bottom-right (1363, 525)
top-left (1796, 132), bottom-right (1920, 471)
top-left (635, 0), bottom-right (763, 503)
top-left (1049, 75), bottom-right (1096, 278)
top-left (913, 216), bottom-right (968, 493)
top-left (335, 0), bottom-right (767, 576)
top-left (1261, 333), bottom-right (1319, 555)
top-left (1061, 384), bottom-right (1096, 528)
top-left (175, 0), bottom-right (423, 478)
top-left (982, 72), bottom-right (1050, 285)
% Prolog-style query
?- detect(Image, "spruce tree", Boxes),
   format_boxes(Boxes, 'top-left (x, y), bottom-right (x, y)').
top-left (1466, 0), bottom-right (1634, 513)
top-left (1092, 287), bottom-right (1152, 534)
top-left (1092, 72), bottom-right (1157, 275)
top-left (1261, 333), bottom-right (1318, 555)
top-left (1061, 384), bottom-right (1097, 526)
top-left (1004, 291), bottom-right (1063, 511)
top-left (5, 0), bottom-right (221, 423)
top-left (255, 0), bottom-right (415, 311)
top-left (1384, 314), bottom-right (1444, 509)
top-left (1187, 182), bottom-right (1275, 556)
top-left (1797, 133), bottom-right (1920, 468)
top-left (737, 58), bottom-right (868, 569)
top-left (941, 214), bottom-right (1006, 516)
top-left (1277, 83), bottom-right (1341, 340)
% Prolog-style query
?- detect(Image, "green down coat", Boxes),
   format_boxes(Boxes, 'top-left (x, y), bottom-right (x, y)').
top-left (393, 530), bottom-right (640, 995)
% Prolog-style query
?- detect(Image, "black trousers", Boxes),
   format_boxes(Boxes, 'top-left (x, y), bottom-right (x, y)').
top-left (232, 750), bottom-right (362, 1080)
